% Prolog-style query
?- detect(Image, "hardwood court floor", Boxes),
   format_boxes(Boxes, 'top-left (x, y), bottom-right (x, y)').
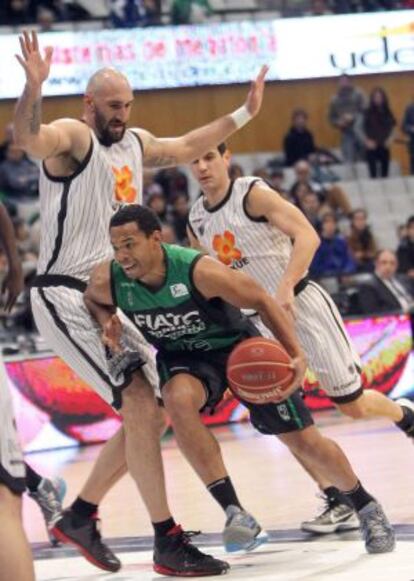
top-left (25, 411), bottom-right (414, 580)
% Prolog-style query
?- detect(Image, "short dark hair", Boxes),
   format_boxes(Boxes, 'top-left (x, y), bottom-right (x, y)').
top-left (217, 142), bottom-right (227, 155)
top-left (110, 204), bottom-right (162, 237)
top-left (407, 215), bottom-right (414, 227)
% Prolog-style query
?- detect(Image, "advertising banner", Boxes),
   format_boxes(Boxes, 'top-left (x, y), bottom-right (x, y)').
top-left (1, 11), bottom-right (414, 98)
top-left (4, 313), bottom-right (412, 453)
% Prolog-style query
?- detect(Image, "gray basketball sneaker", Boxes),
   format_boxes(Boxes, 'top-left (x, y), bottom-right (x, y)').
top-left (358, 500), bottom-right (395, 554)
top-left (223, 505), bottom-right (268, 552)
top-left (301, 495), bottom-right (359, 534)
top-left (29, 477), bottom-right (67, 546)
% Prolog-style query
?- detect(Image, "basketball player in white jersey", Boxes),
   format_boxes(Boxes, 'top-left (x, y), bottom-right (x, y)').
top-left (187, 143), bottom-right (412, 551)
top-left (0, 202), bottom-right (35, 581)
top-left (13, 30), bottom-right (266, 576)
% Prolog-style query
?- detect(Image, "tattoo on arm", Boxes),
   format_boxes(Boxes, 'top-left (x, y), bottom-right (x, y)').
top-left (29, 99), bottom-right (41, 134)
top-left (143, 136), bottom-right (178, 168)
top-left (144, 154), bottom-right (178, 168)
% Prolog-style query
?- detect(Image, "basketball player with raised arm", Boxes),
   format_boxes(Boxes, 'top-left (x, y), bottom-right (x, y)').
top-left (84, 204), bottom-right (394, 558)
top-left (13, 30), bottom-right (266, 576)
top-left (187, 143), bottom-right (412, 547)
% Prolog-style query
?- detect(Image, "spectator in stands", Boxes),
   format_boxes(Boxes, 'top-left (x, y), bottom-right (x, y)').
top-left (269, 168), bottom-right (289, 199)
top-left (146, 185), bottom-right (169, 223)
top-left (291, 159), bottom-right (352, 215)
top-left (328, 74), bottom-right (366, 163)
top-left (161, 223), bottom-right (177, 244)
top-left (401, 97), bottom-right (414, 175)
top-left (110, 0), bottom-right (160, 27)
top-left (1, 0), bottom-right (31, 24)
top-left (37, 5), bottom-right (56, 30)
top-left (229, 163), bottom-right (244, 180)
top-left (298, 190), bottom-right (329, 232)
top-left (362, 87), bottom-right (396, 178)
top-left (283, 109), bottom-right (317, 167)
top-left (309, 0), bottom-right (333, 15)
top-left (36, 0), bottom-right (70, 20)
top-left (291, 181), bottom-right (318, 210)
top-left (253, 166), bottom-right (272, 182)
top-left (170, 192), bottom-right (190, 245)
top-left (0, 142), bottom-right (39, 204)
top-left (347, 208), bottom-right (377, 272)
top-left (397, 215), bottom-right (414, 281)
top-left (154, 167), bottom-right (189, 202)
top-left (358, 250), bottom-right (414, 317)
top-left (171, 0), bottom-right (212, 24)
top-left (310, 212), bottom-right (356, 278)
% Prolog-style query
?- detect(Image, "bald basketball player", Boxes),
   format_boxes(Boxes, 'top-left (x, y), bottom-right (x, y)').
top-left (14, 30), bottom-right (267, 576)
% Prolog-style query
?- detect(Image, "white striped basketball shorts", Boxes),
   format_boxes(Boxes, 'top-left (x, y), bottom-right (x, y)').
top-left (0, 355), bottom-right (26, 493)
top-left (251, 280), bottom-right (362, 403)
top-left (31, 286), bottom-right (160, 410)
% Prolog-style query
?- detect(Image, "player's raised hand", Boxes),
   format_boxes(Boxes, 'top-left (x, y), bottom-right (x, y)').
top-left (15, 30), bottom-right (53, 89)
top-left (245, 65), bottom-right (269, 117)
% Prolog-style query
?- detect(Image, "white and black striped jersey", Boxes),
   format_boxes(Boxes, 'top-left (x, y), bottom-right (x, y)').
top-left (37, 128), bottom-right (144, 282)
top-left (189, 176), bottom-right (363, 400)
top-left (189, 176), bottom-right (296, 296)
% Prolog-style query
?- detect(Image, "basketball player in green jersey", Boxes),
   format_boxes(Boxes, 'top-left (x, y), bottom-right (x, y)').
top-left (84, 203), bottom-right (395, 557)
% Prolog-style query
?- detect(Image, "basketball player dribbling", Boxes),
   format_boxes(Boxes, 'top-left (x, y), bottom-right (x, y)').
top-left (13, 30), bottom-right (268, 576)
top-left (187, 143), bottom-right (413, 545)
top-left (85, 204), bottom-right (394, 558)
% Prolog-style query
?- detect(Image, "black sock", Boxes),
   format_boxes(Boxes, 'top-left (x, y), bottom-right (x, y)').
top-left (395, 404), bottom-right (414, 434)
top-left (323, 486), bottom-right (352, 508)
top-left (152, 517), bottom-right (177, 538)
top-left (71, 497), bottom-right (98, 519)
top-left (207, 477), bottom-right (242, 512)
top-left (26, 463), bottom-right (42, 493)
top-left (343, 481), bottom-right (374, 512)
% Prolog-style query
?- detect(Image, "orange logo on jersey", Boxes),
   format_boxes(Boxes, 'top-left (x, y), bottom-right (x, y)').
top-left (112, 166), bottom-right (137, 202)
top-left (213, 230), bottom-right (242, 266)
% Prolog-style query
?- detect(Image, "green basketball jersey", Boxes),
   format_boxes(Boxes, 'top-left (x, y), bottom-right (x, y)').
top-left (110, 244), bottom-right (252, 352)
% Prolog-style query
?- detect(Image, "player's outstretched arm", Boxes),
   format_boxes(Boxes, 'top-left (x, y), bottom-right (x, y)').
top-left (136, 65), bottom-right (268, 168)
top-left (14, 30), bottom-right (88, 160)
top-left (192, 256), bottom-right (304, 361)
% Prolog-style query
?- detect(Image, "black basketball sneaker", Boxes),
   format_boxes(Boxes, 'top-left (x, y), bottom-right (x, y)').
top-left (153, 525), bottom-right (230, 577)
top-left (51, 509), bottom-right (121, 572)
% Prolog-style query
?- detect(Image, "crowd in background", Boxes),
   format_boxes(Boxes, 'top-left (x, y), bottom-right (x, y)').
top-left (0, 73), bottom-right (413, 335)
top-left (0, 0), bottom-right (413, 28)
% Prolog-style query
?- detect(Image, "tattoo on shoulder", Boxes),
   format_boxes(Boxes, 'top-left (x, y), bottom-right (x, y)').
top-left (144, 154), bottom-right (178, 168)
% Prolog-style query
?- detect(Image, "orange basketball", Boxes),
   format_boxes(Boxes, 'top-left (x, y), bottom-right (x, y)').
top-left (227, 337), bottom-right (295, 404)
